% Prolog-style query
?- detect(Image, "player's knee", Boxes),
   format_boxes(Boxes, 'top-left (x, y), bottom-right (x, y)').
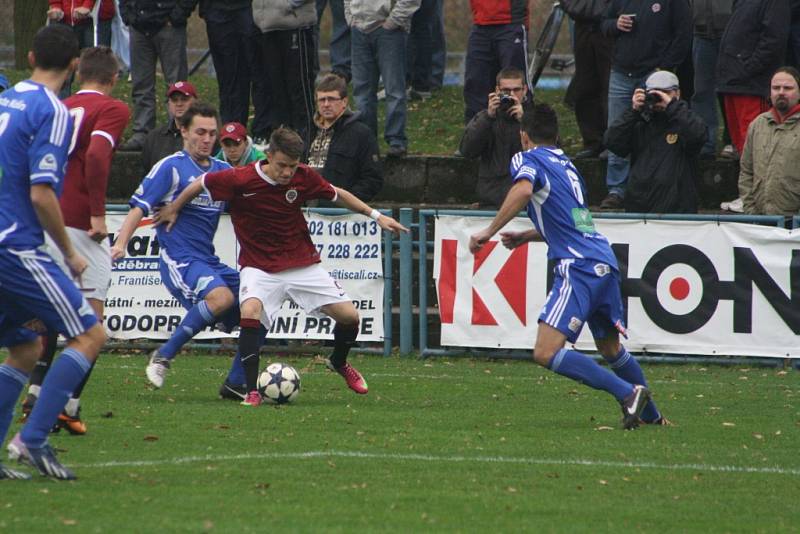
top-left (340, 310), bottom-right (359, 328)
top-left (207, 287), bottom-right (235, 314)
top-left (6, 341), bottom-right (41, 373)
top-left (240, 297), bottom-right (262, 320)
top-left (532, 346), bottom-right (556, 368)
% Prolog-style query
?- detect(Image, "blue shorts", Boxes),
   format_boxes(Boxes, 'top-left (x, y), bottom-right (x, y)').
top-left (159, 251), bottom-right (241, 331)
top-left (0, 247), bottom-right (98, 347)
top-left (539, 258), bottom-right (627, 344)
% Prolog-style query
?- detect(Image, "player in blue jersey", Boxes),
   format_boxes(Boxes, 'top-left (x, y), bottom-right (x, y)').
top-left (0, 25), bottom-right (107, 480)
top-left (111, 102), bottom-right (248, 398)
top-left (469, 104), bottom-right (667, 430)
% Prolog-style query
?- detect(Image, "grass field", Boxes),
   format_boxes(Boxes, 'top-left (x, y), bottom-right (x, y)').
top-left (1, 352), bottom-right (798, 532)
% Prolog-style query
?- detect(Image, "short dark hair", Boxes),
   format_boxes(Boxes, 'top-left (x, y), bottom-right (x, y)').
top-left (78, 46), bottom-right (119, 86)
top-left (32, 25), bottom-right (79, 71)
top-left (177, 101), bottom-right (219, 130)
top-left (496, 67), bottom-right (526, 86)
top-left (521, 103), bottom-right (559, 145)
top-left (773, 66), bottom-right (800, 88)
top-left (268, 127), bottom-right (305, 161)
top-left (316, 72), bottom-right (348, 98)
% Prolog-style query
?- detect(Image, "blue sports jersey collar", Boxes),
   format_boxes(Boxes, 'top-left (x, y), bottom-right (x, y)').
top-left (182, 150), bottom-right (213, 174)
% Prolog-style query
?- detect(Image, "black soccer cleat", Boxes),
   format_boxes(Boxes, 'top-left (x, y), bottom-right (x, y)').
top-left (621, 385), bottom-right (651, 430)
top-left (218, 381), bottom-right (247, 401)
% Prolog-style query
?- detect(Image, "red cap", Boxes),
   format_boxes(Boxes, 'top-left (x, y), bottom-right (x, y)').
top-left (167, 81), bottom-right (197, 98)
top-left (220, 122), bottom-right (247, 143)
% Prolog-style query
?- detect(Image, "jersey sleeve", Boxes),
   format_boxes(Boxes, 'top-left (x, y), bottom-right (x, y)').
top-left (29, 100), bottom-right (73, 190)
top-left (90, 101), bottom-right (131, 149)
top-left (303, 167), bottom-right (337, 202)
top-left (509, 152), bottom-right (543, 191)
top-left (202, 167), bottom-right (239, 201)
top-left (130, 161), bottom-right (175, 215)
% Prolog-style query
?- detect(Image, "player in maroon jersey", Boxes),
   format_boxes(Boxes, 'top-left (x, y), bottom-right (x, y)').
top-left (155, 127), bottom-right (407, 405)
top-left (20, 46), bottom-right (130, 433)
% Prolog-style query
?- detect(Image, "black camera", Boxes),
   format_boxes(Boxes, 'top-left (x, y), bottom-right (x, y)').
top-left (499, 93), bottom-right (515, 111)
top-left (640, 91), bottom-right (661, 120)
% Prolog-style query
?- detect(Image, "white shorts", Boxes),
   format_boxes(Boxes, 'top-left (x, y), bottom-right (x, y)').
top-left (240, 264), bottom-right (350, 328)
top-left (45, 227), bottom-right (112, 301)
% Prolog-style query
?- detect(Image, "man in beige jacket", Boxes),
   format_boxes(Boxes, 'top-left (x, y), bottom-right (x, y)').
top-left (739, 67), bottom-right (800, 217)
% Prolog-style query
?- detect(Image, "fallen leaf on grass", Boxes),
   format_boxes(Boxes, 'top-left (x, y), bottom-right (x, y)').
top-left (753, 433), bottom-right (763, 440)
top-left (722, 422), bottom-right (736, 427)
top-left (143, 435), bottom-right (159, 441)
top-left (102, 411), bottom-right (113, 418)
top-left (598, 480), bottom-right (608, 486)
top-left (62, 519), bottom-right (77, 526)
top-left (595, 426), bottom-right (615, 431)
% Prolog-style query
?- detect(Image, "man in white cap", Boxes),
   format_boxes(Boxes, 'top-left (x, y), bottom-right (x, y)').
top-left (604, 70), bottom-right (707, 213)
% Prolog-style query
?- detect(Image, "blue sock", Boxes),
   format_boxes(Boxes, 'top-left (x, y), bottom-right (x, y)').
top-left (608, 347), bottom-right (661, 422)
top-left (159, 301), bottom-right (215, 359)
top-left (0, 364), bottom-right (29, 445)
top-left (226, 352), bottom-right (245, 385)
top-left (549, 348), bottom-right (633, 402)
top-left (21, 349), bottom-right (91, 448)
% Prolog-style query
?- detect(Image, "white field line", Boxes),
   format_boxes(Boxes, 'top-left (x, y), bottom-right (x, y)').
top-left (72, 450), bottom-right (800, 476)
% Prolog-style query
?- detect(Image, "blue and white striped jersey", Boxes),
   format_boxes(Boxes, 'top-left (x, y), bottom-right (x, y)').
top-left (130, 151), bottom-right (231, 262)
top-left (510, 146), bottom-right (618, 267)
top-left (0, 81), bottom-right (73, 248)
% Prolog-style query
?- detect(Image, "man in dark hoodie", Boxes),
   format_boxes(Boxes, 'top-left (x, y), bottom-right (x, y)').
top-left (604, 70), bottom-right (707, 213)
top-left (308, 72), bottom-right (383, 202)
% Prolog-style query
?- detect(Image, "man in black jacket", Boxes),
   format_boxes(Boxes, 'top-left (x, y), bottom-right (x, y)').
top-left (599, 0), bottom-right (691, 210)
top-left (119, 0), bottom-right (198, 151)
top-left (459, 66), bottom-right (531, 208)
top-left (604, 71), bottom-right (707, 213)
top-left (141, 81), bottom-right (198, 174)
top-left (308, 73), bottom-right (383, 202)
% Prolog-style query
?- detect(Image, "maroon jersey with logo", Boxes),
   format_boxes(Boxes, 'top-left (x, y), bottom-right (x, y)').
top-left (61, 90), bottom-right (130, 230)
top-left (203, 161), bottom-right (337, 273)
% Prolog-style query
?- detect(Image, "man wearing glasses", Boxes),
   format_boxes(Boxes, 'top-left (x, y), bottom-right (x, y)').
top-left (459, 66), bottom-right (531, 208)
top-left (307, 72), bottom-right (383, 202)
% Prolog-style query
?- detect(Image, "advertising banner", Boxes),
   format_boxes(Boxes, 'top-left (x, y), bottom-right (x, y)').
top-left (106, 212), bottom-right (384, 341)
top-left (434, 216), bottom-right (800, 358)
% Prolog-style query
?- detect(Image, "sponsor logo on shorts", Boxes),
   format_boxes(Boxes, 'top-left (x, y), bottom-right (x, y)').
top-left (241, 285), bottom-right (248, 295)
top-left (594, 263), bottom-right (611, 277)
top-left (285, 189), bottom-right (298, 203)
top-left (568, 316), bottom-right (583, 333)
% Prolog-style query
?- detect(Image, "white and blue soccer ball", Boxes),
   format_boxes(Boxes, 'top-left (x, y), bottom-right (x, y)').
top-left (257, 363), bottom-right (301, 405)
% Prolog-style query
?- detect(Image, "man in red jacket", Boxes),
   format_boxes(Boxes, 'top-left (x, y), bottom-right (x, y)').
top-left (463, 0), bottom-right (530, 123)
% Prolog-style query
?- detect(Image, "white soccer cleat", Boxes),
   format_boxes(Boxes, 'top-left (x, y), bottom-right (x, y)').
top-left (145, 351), bottom-right (171, 388)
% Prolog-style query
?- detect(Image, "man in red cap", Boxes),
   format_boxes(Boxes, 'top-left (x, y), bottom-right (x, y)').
top-left (141, 81), bottom-right (198, 173)
top-left (215, 122), bottom-right (266, 167)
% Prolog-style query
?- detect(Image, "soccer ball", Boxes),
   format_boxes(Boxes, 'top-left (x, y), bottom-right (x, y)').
top-left (257, 363), bottom-right (301, 405)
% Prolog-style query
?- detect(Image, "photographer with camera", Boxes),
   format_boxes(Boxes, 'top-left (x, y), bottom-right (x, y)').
top-left (459, 67), bottom-right (532, 208)
top-left (604, 70), bottom-right (707, 214)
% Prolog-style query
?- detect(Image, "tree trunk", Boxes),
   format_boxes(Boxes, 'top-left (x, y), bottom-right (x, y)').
top-left (14, 0), bottom-right (49, 69)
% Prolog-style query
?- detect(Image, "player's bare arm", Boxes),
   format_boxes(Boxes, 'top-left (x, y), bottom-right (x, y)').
top-left (333, 187), bottom-right (409, 235)
top-left (469, 180), bottom-right (533, 254)
top-left (31, 183), bottom-right (87, 278)
top-left (500, 229), bottom-right (543, 249)
top-left (110, 206), bottom-right (145, 260)
top-left (151, 177), bottom-right (205, 232)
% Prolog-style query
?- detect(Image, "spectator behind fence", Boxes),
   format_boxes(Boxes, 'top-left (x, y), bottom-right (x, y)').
top-left (561, 0), bottom-right (613, 159)
top-left (459, 67), bottom-right (531, 208)
top-left (252, 0), bottom-right (317, 150)
top-left (691, 0), bottom-right (732, 159)
top-left (118, 0), bottom-right (195, 151)
top-left (717, 0), bottom-right (789, 158)
top-left (604, 71), bottom-right (706, 214)
top-left (739, 67), bottom-right (800, 217)
top-left (599, 0), bottom-right (691, 210)
top-left (308, 73), bottom-right (383, 202)
top-left (316, 0), bottom-right (351, 80)
top-left (199, 0), bottom-right (254, 126)
top-left (215, 122), bottom-right (266, 167)
top-left (463, 0), bottom-right (529, 124)
top-left (48, 0), bottom-right (95, 96)
top-left (141, 81), bottom-right (197, 173)
top-left (345, 0), bottom-right (421, 158)
top-left (406, 0), bottom-right (440, 100)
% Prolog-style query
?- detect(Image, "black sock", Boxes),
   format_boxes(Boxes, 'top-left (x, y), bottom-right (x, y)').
top-left (30, 331), bottom-right (59, 388)
top-left (239, 319), bottom-right (263, 392)
top-left (329, 322), bottom-right (359, 368)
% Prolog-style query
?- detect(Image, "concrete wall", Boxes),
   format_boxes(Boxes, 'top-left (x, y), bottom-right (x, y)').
top-left (108, 151), bottom-right (740, 210)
